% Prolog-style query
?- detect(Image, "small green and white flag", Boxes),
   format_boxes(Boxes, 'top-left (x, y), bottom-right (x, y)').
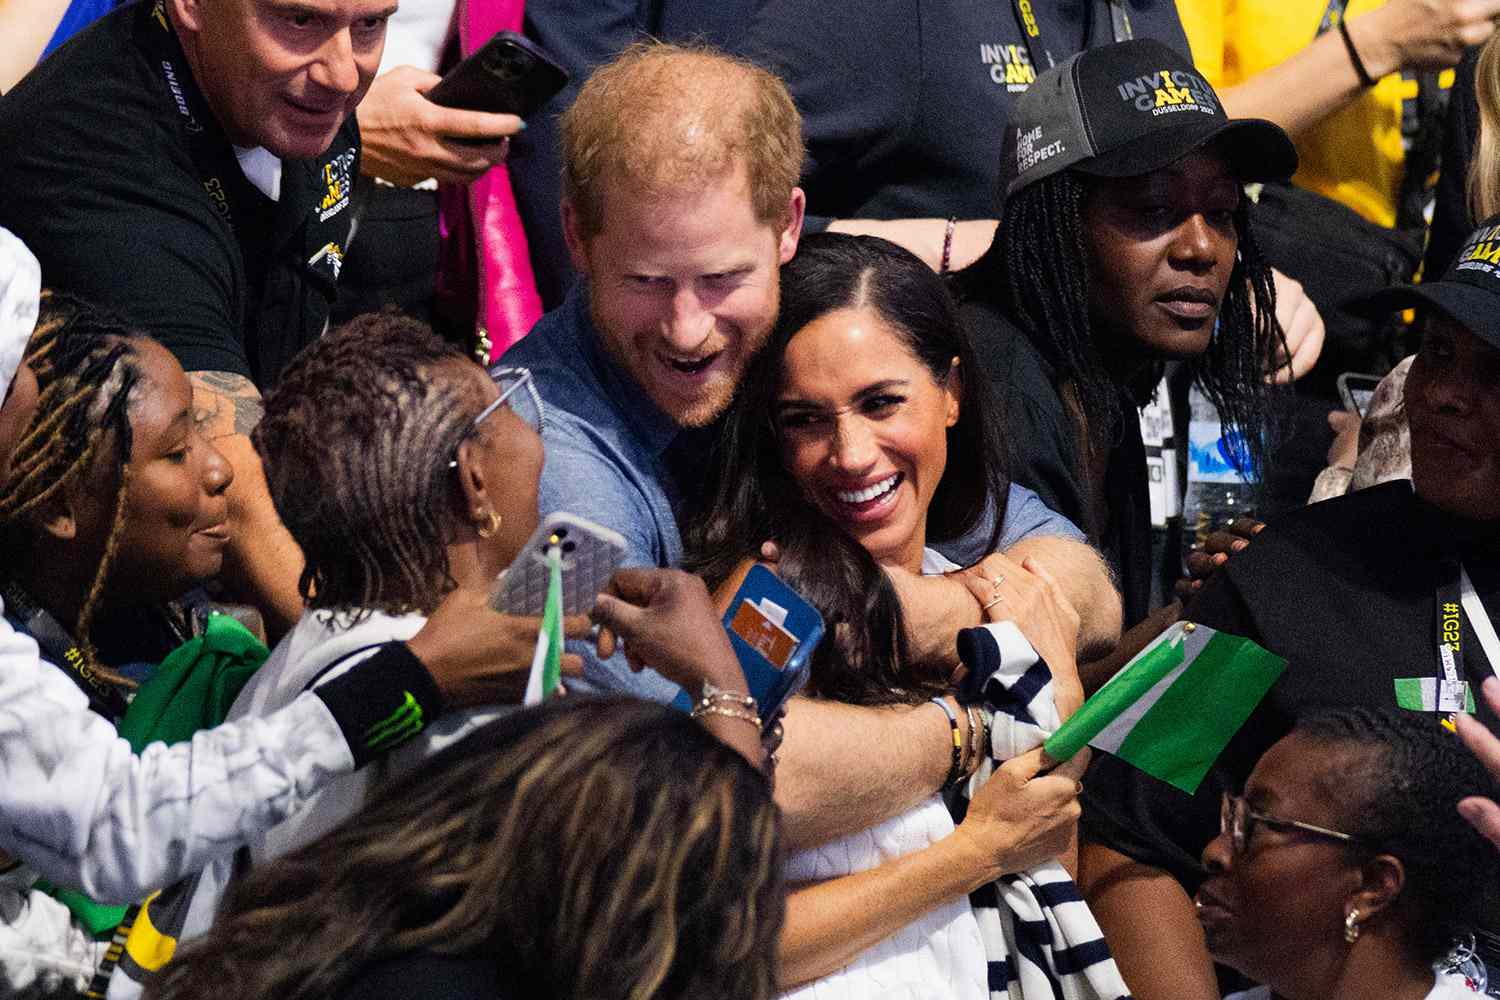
top-left (523, 544), bottom-right (564, 707)
top-left (1393, 677), bottom-right (1477, 714)
top-left (1043, 621), bottom-right (1286, 794)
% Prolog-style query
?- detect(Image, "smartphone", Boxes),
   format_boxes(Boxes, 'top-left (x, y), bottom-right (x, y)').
top-left (673, 565), bottom-right (825, 726)
top-left (1336, 371), bottom-right (1383, 417)
top-left (427, 31), bottom-right (569, 119)
top-left (492, 512), bottom-right (626, 617)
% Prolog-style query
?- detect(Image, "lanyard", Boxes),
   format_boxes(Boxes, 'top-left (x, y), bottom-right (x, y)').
top-left (134, 0), bottom-right (261, 235)
top-left (1010, 0), bottom-right (1134, 73)
top-left (1316, 0), bottom-right (1348, 36)
top-left (2, 581), bottom-right (129, 720)
top-left (132, 0), bottom-right (353, 306)
top-left (1435, 562), bottom-right (1500, 713)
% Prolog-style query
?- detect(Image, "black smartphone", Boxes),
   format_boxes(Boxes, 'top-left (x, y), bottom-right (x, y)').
top-left (427, 31), bottom-right (569, 119)
top-left (1336, 372), bottom-right (1383, 418)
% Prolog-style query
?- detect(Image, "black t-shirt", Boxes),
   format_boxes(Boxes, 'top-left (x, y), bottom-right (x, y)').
top-left (1080, 480), bottom-right (1500, 890)
top-left (0, 1), bottom-right (359, 389)
top-left (962, 297), bottom-right (1155, 626)
top-left (733, 0), bottom-right (1189, 228)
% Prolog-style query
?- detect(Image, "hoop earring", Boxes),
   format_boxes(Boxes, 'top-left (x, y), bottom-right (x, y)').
top-left (1344, 908), bottom-right (1361, 944)
top-left (477, 510), bottom-right (503, 539)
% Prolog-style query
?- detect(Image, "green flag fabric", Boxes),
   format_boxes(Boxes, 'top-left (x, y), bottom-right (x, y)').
top-left (524, 545), bottom-right (564, 705)
top-left (43, 613), bottom-right (268, 937)
top-left (1043, 621), bottom-right (1286, 794)
top-left (542, 546), bottom-right (563, 698)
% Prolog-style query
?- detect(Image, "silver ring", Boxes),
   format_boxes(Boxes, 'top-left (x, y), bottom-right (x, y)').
top-left (982, 596), bottom-right (1005, 611)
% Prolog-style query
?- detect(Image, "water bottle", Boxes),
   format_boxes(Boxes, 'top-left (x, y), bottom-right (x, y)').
top-left (1181, 384), bottom-right (1258, 556)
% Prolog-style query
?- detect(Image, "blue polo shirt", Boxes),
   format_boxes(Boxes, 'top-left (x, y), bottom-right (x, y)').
top-left (503, 284), bottom-right (1085, 702)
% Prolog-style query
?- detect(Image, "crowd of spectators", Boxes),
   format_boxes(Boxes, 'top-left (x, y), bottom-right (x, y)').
top-left (2, 1), bottom-right (1500, 998)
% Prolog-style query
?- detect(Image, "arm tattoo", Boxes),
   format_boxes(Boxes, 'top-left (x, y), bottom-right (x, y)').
top-left (189, 370), bottom-right (264, 438)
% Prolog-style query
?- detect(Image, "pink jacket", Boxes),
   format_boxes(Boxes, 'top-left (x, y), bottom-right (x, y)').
top-left (435, 0), bottom-right (543, 361)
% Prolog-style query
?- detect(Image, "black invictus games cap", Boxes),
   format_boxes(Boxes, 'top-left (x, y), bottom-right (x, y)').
top-left (998, 38), bottom-right (1298, 201)
top-left (1356, 216), bottom-right (1500, 351)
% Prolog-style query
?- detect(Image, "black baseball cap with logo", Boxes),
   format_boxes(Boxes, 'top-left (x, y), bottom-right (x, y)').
top-left (1355, 216), bottom-right (1500, 350)
top-left (998, 38), bottom-right (1298, 201)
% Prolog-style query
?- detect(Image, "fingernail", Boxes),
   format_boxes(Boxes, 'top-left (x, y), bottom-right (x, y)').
top-left (1232, 540), bottom-right (1247, 551)
top-left (516, 120), bottom-right (527, 131)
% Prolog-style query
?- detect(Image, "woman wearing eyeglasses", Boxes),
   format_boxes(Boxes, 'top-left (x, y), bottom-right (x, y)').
top-left (1196, 707), bottom-right (1498, 1000)
top-left (102, 311), bottom-right (588, 997)
top-left (108, 311), bottom-right (774, 998)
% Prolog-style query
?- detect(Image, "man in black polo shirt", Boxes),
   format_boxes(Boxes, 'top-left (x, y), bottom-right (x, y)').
top-left (0, 0), bottom-right (395, 632)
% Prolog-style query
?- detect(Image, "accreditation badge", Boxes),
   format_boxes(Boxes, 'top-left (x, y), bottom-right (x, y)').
top-left (1394, 677), bottom-right (1476, 713)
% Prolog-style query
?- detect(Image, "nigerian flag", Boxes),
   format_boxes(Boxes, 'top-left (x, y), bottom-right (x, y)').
top-left (1043, 621), bottom-right (1286, 794)
top-left (523, 544), bottom-right (564, 706)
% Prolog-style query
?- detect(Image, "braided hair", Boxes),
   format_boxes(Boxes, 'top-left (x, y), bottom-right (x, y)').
top-left (956, 169), bottom-right (1283, 476)
top-left (252, 312), bottom-right (480, 620)
top-left (1293, 707), bottom-right (1500, 961)
top-left (0, 290), bottom-right (143, 685)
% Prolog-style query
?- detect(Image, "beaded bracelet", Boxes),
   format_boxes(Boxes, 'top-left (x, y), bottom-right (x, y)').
top-left (939, 217), bottom-right (958, 275)
top-left (699, 681), bottom-right (758, 712)
top-left (930, 696), bottom-right (966, 790)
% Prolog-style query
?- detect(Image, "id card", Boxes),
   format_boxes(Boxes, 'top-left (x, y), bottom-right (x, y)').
top-left (729, 599), bottom-right (798, 668)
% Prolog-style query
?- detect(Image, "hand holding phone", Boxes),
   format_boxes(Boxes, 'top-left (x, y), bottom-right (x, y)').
top-left (357, 66), bottom-right (519, 187)
top-left (427, 32), bottom-right (569, 119)
top-left (590, 568), bottom-right (746, 694)
top-left (493, 513), bottom-right (626, 617)
top-left (1336, 371), bottom-right (1383, 417)
top-left (668, 564), bottom-right (824, 725)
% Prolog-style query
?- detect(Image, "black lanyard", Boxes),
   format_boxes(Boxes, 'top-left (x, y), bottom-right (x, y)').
top-left (134, 0), bottom-right (262, 235)
top-left (1011, 0), bottom-right (1134, 72)
top-left (1435, 561), bottom-right (1496, 713)
top-left (2, 580), bottom-right (129, 720)
top-left (1316, 0), bottom-right (1348, 35)
top-left (132, 1), bottom-right (354, 310)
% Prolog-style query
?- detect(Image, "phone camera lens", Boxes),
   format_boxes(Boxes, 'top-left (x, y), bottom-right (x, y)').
top-left (485, 51), bottom-right (528, 83)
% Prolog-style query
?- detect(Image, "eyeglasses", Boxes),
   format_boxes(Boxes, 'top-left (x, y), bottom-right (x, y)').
top-left (1220, 792), bottom-right (1361, 856)
top-left (449, 366), bottom-right (544, 468)
top-left (478, 365), bottom-right (543, 434)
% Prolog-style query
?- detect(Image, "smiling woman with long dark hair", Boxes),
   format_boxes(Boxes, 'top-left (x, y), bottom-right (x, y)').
top-left (952, 38), bottom-right (1293, 627)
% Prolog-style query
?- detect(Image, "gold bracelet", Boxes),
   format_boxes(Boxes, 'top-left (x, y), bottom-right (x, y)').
top-left (964, 703), bottom-right (985, 777)
top-left (690, 702), bottom-right (762, 729)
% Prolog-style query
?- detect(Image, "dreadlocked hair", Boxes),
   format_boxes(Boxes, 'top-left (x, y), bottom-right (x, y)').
top-left (958, 170), bottom-right (1284, 476)
top-left (252, 312), bottom-right (477, 622)
top-left (1292, 707), bottom-right (1500, 961)
top-left (0, 290), bottom-right (143, 688)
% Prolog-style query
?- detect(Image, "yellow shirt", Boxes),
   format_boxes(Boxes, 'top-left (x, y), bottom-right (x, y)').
top-left (1178, 0), bottom-right (1450, 229)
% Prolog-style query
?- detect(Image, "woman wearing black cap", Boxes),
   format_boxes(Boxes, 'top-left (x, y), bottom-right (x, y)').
top-left (952, 37), bottom-right (1296, 631)
top-left (1081, 216), bottom-right (1500, 999)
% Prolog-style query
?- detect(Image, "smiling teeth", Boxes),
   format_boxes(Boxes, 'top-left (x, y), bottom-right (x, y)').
top-left (837, 475), bottom-right (899, 504)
